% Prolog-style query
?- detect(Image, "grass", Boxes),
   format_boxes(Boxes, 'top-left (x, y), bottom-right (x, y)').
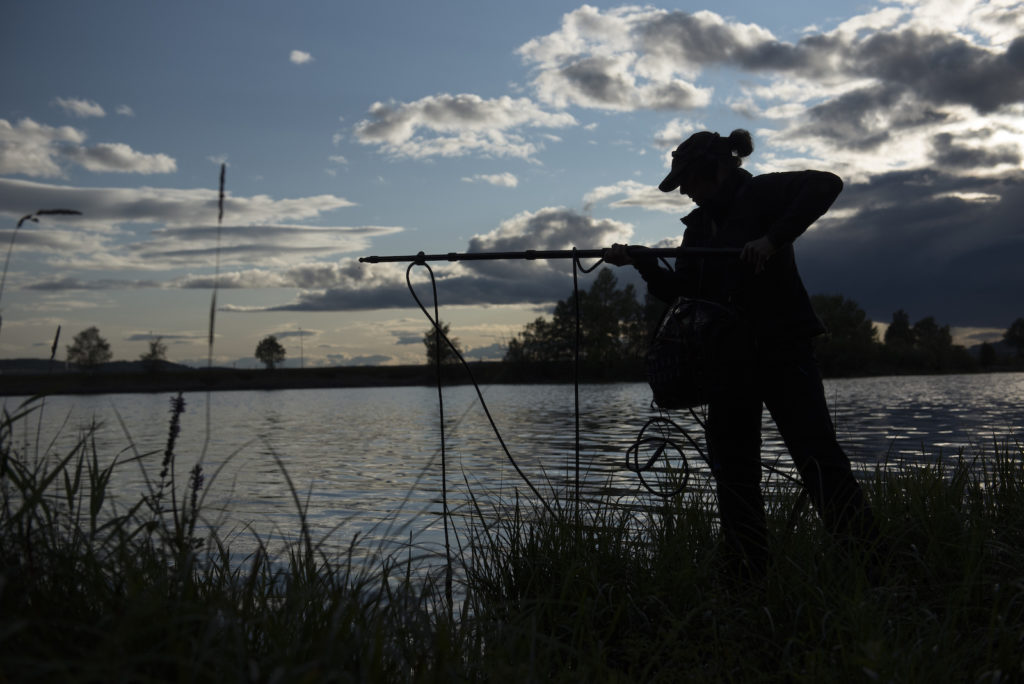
top-left (1, 396), bottom-right (1023, 682)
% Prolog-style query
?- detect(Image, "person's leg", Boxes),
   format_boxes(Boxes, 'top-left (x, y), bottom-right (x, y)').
top-left (707, 392), bottom-right (769, 578)
top-left (761, 339), bottom-right (876, 541)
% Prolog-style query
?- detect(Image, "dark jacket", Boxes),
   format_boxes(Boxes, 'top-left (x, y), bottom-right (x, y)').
top-left (635, 167), bottom-right (842, 342)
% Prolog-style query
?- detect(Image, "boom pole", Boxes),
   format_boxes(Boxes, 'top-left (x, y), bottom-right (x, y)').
top-left (358, 247), bottom-right (740, 264)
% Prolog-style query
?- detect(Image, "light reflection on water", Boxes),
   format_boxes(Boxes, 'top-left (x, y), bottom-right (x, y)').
top-left (6, 372), bottom-right (1023, 562)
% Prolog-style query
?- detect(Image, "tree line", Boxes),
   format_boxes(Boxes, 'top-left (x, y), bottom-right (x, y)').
top-left (491, 268), bottom-right (1024, 377)
top-left (60, 328), bottom-right (289, 370)
top-left (55, 271), bottom-right (1024, 376)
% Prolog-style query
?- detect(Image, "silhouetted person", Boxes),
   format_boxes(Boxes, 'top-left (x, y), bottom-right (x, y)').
top-left (605, 129), bottom-right (877, 579)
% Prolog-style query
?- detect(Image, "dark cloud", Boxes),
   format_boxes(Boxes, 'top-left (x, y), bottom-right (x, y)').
top-left (255, 208), bottom-right (632, 312)
top-left (392, 332), bottom-right (423, 345)
top-left (930, 132), bottom-right (1022, 169)
top-left (267, 270), bottom-right (573, 312)
top-left (272, 329), bottom-right (318, 339)
top-left (639, 11), bottom-right (807, 70)
top-left (326, 353), bottom-right (392, 366)
top-left (797, 169), bottom-right (1024, 328)
top-left (124, 332), bottom-right (200, 341)
top-left (462, 342), bottom-right (508, 361)
top-left (559, 57), bottom-right (637, 108)
top-left (24, 277), bottom-right (161, 291)
top-left (848, 32), bottom-right (1024, 114)
top-left (799, 84), bottom-right (950, 149)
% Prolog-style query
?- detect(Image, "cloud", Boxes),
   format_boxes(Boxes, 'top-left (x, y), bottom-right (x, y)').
top-left (514, 4), bottom-right (1024, 184)
top-left (462, 172), bottom-right (519, 187)
top-left (0, 118), bottom-right (176, 177)
top-left (63, 142), bottom-right (177, 174)
top-left (582, 180), bottom-right (689, 213)
top-left (290, 50), bottom-right (313, 64)
top-left (258, 207), bottom-right (633, 311)
top-left (271, 328), bottom-right (318, 339)
top-left (53, 97), bottom-right (105, 118)
top-left (0, 118), bottom-right (86, 177)
top-left (0, 177), bottom-right (377, 279)
top-left (353, 93), bottom-right (576, 159)
top-left (125, 332), bottom-right (203, 342)
top-left (326, 353), bottom-right (392, 366)
top-left (132, 224), bottom-right (401, 269)
top-left (795, 167), bottom-right (1024, 328)
top-left (0, 177), bottom-right (356, 229)
top-left (115, 105), bottom-right (135, 117)
top-left (653, 118), bottom-right (705, 147)
top-left (24, 277), bottom-right (161, 291)
top-left (392, 331), bottom-right (423, 345)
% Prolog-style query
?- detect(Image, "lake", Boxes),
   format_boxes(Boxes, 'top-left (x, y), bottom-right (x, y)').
top-left (5, 372), bottom-right (1023, 563)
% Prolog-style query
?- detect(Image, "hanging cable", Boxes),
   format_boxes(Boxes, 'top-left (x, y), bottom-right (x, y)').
top-left (570, 250), bottom-right (605, 510)
top-left (405, 258), bottom-right (554, 520)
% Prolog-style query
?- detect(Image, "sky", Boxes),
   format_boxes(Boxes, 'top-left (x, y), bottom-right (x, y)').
top-left (1, 0), bottom-right (1022, 368)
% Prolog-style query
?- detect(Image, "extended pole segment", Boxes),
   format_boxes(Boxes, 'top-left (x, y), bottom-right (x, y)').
top-left (359, 247), bottom-right (740, 264)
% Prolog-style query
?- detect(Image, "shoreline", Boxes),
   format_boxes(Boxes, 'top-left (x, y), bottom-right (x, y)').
top-left (3, 360), bottom-right (1022, 398)
top-left (0, 361), bottom-right (648, 397)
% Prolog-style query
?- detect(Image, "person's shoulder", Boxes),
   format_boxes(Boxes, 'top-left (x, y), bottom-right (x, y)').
top-left (751, 169), bottom-right (842, 182)
top-left (749, 169), bottom-right (843, 192)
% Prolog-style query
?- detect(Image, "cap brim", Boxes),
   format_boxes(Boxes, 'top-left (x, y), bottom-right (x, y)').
top-left (658, 168), bottom-right (682, 193)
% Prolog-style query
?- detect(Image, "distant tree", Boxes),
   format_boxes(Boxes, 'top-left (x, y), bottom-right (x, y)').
top-left (505, 268), bottom-right (646, 365)
top-left (255, 335), bottom-right (286, 370)
top-left (912, 316), bottom-right (954, 370)
top-left (979, 341), bottom-right (997, 368)
top-left (884, 309), bottom-right (914, 348)
top-left (1004, 317), bottom-right (1024, 357)
top-left (140, 336), bottom-right (167, 369)
top-left (505, 315), bottom-right (568, 363)
top-left (810, 294), bottom-right (878, 376)
top-left (66, 326), bottom-right (112, 368)
top-left (424, 321), bottom-right (462, 365)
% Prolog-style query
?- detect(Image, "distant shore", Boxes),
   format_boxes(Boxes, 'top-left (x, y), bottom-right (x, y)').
top-left (0, 360), bottom-right (649, 397)
top-left (3, 358), bottom-right (1021, 398)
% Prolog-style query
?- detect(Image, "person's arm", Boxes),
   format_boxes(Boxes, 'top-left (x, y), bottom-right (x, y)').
top-left (741, 170), bottom-right (843, 274)
top-left (764, 170), bottom-right (843, 248)
top-left (604, 243), bottom-right (683, 303)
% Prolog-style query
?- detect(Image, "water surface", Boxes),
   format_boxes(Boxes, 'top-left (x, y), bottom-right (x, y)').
top-left (6, 373), bottom-right (1022, 561)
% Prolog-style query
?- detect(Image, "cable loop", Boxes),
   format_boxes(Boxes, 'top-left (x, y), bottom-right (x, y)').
top-left (404, 261), bottom-right (554, 518)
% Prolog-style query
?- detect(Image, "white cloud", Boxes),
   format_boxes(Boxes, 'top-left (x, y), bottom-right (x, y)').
top-left (115, 105), bottom-right (135, 117)
top-left (653, 118), bottom-right (705, 148)
top-left (290, 50), bottom-right (313, 64)
top-left (462, 172), bottom-right (519, 187)
top-left (63, 142), bottom-right (177, 174)
top-left (353, 93), bottom-right (576, 159)
top-left (582, 179), bottom-right (691, 214)
top-left (0, 118), bottom-right (86, 177)
top-left (53, 97), bottom-right (106, 118)
top-left (328, 154), bottom-right (348, 164)
top-left (0, 118), bottom-right (175, 177)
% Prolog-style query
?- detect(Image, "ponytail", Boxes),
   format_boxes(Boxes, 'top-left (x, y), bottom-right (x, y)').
top-left (727, 129), bottom-right (753, 159)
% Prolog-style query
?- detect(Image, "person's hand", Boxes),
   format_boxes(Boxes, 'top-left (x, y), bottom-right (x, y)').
top-left (603, 243), bottom-right (634, 266)
top-left (741, 236), bottom-right (776, 274)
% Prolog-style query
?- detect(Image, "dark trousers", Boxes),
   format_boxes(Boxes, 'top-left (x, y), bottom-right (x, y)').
top-left (706, 338), bottom-right (875, 575)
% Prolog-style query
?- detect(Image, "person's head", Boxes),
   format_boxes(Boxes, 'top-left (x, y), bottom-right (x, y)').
top-left (658, 129), bottom-right (754, 205)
